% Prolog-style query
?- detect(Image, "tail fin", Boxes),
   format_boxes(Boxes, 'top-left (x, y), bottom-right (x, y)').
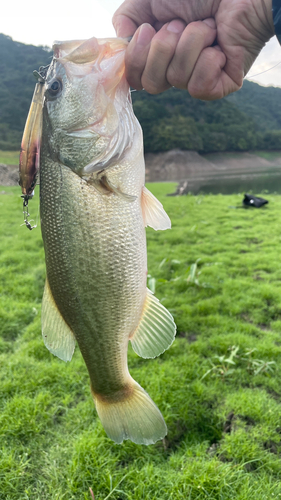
top-left (93, 381), bottom-right (167, 445)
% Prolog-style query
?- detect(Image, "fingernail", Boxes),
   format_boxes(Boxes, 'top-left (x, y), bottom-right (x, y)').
top-left (203, 18), bottom-right (216, 29)
top-left (167, 19), bottom-right (185, 33)
top-left (136, 23), bottom-right (154, 46)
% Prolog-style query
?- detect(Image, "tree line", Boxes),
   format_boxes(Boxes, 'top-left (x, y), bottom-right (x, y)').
top-left (132, 85), bottom-right (281, 154)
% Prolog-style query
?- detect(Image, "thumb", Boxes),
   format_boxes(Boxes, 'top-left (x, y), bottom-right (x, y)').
top-left (112, 14), bottom-right (138, 37)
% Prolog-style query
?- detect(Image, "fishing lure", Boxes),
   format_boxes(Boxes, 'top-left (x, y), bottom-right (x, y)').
top-left (19, 66), bottom-right (48, 229)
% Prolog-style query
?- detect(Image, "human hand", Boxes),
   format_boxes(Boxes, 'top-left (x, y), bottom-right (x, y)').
top-left (113, 0), bottom-right (275, 99)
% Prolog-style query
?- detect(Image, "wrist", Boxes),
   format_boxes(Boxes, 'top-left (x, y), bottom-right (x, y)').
top-left (255, 0), bottom-right (275, 40)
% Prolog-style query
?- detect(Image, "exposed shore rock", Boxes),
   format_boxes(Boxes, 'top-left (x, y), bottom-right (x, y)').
top-left (0, 164), bottom-right (19, 186)
top-left (144, 149), bottom-right (281, 183)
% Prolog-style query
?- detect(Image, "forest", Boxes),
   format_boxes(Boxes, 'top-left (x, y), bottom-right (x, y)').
top-left (1, 33), bottom-right (281, 153)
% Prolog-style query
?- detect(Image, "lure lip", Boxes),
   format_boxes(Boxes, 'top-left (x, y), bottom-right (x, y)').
top-left (19, 81), bottom-right (45, 197)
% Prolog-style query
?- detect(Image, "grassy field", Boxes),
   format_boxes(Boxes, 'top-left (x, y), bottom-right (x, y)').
top-left (253, 151), bottom-right (281, 161)
top-left (1, 184), bottom-right (281, 499)
top-left (0, 150), bottom-right (19, 165)
top-left (202, 150), bottom-right (281, 164)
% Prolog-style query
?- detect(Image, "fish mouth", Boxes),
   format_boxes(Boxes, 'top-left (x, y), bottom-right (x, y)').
top-left (19, 82), bottom-right (45, 197)
top-left (53, 36), bottom-right (128, 63)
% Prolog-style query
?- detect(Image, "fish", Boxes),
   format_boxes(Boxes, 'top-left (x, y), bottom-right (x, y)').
top-left (21, 36), bottom-right (176, 445)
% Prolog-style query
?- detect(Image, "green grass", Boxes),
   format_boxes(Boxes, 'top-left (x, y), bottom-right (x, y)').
top-left (203, 152), bottom-right (249, 161)
top-left (252, 150), bottom-right (281, 161)
top-left (0, 150), bottom-right (19, 165)
top-left (2, 183), bottom-right (281, 499)
top-left (203, 150), bottom-right (281, 163)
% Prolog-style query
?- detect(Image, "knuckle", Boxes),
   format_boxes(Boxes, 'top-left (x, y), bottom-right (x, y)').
top-left (188, 67), bottom-right (211, 97)
top-left (126, 69), bottom-right (143, 90)
top-left (151, 38), bottom-right (175, 58)
top-left (125, 59), bottom-right (144, 90)
top-left (188, 83), bottom-right (216, 100)
top-left (188, 73), bottom-right (219, 100)
top-left (127, 77), bottom-right (143, 91)
top-left (188, 84), bottom-right (203, 99)
top-left (166, 65), bottom-right (186, 89)
top-left (199, 48), bottom-right (218, 68)
top-left (141, 80), bottom-right (160, 95)
top-left (183, 22), bottom-right (211, 46)
top-left (141, 75), bottom-right (167, 94)
top-left (185, 23), bottom-right (202, 40)
top-left (186, 22), bottom-right (200, 34)
top-left (125, 51), bottom-right (140, 71)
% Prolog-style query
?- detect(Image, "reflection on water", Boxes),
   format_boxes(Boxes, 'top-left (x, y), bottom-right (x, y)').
top-left (187, 169), bottom-right (281, 195)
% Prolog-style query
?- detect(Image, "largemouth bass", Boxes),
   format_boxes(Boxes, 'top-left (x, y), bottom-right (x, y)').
top-left (22, 36), bottom-right (176, 445)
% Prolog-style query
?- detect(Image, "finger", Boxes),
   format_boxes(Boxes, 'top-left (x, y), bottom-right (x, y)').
top-left (166, 19), bottom-right (217, 89)
top-left (125, 24), bottom-right (156, 90)
top-left (187, 46), bottom-right (241, 100)
top-left (141, 19), bottom-right (186, 94)
top-left (113, 13), bottom-right (138, 38)
top-left (113, 0), bottom-right (155, 37)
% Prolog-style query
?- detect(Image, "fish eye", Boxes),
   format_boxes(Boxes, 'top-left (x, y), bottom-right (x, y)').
top-left (47, 79), bottom-right (62, 97)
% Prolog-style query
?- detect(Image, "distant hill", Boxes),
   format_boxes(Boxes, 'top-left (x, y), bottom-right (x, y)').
top-left (227, 79), bottom-right (281, 131)
top-left (0, 33), bottom-right (281, 153)
top-left (132, 87), bottom-right (260, 153)
top-left (0, 34), bottom-right (51, 150)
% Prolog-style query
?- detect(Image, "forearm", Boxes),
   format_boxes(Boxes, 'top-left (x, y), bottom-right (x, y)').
top-left (257, 0), bottom-right (275, 39)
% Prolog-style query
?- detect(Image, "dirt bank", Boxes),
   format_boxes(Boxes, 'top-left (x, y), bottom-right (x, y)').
top-left (145, 150), bottom-right (281, 182)
top-left (145, 150), bottom-right (216, 182)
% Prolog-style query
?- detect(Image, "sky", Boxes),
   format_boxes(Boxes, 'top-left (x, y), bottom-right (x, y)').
top-left (1, 0), bottom-right (281, 89)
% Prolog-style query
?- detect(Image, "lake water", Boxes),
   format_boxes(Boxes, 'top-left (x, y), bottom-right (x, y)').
top-left (186, 168), bottom-right (281, 195)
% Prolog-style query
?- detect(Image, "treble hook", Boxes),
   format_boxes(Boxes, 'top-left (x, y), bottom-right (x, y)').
top-left (21, 194), bottom-right (37, 231)
top-left (33, 64), bottom-right (50, 83)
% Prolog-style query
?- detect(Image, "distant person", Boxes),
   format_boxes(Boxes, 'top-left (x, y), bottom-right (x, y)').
top-left (113, 0), bottom-right (280, 100)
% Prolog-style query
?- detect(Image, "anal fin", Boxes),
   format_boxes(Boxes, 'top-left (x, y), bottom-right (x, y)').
top-left (41, 279), bottom-right (76, 362)
top-left (130, 288), bottom-right (176, 358)
top-left (142, 186), bottom-right (171, 230)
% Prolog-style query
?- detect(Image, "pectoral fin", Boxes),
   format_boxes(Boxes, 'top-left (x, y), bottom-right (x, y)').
top-left (87, 174), bottom-right (136, 202)
top-left (41, 279), bottom-right (76, 362)
top-left (130, 288), bottom-right (176, 358)
top-left (100, 176), bottom-right (137, 202)
top-left (142, 186), bottom-right (171, 230)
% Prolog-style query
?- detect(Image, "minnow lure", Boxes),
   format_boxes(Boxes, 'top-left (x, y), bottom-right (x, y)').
top-left (19, 66), bottom-right (48, 229)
